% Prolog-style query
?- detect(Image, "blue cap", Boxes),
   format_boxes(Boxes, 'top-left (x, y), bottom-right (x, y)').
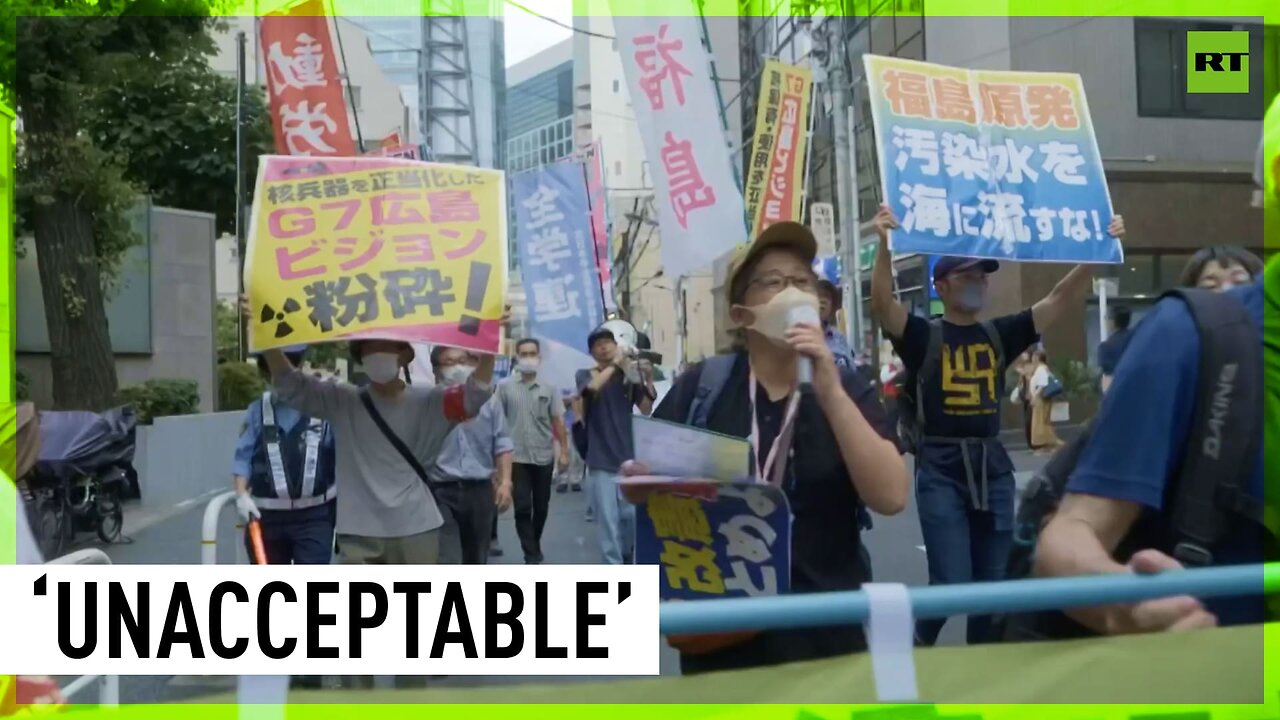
top-left (933, 256), bottom-right (1000, 281)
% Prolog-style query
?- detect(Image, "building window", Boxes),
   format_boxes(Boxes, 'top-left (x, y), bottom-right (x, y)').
top-left (1133, 19), bottom-right (1275, 120)
top-left (613, 79), bottom-right (620, 93)
top-left (615, 160), bottom-right (623, 177)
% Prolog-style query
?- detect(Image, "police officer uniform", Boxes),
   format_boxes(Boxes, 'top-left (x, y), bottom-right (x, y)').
top-left (232, 348), bottom-right (337, 564)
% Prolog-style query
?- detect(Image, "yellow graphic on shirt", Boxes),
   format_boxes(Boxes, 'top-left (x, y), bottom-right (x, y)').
top-left (941, 343), bottom-right (999, 416)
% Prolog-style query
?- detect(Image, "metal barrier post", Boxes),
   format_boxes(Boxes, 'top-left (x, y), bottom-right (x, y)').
top-left (202, 491), bottom-right (238, 565)
top-left (98, 674), bottom-right (119, 708)
top-left (47, 549), bottom-right (118, 706)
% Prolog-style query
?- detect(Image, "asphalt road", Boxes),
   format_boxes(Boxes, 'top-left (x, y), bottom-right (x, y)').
top-left (57, 448), bottom-right (1052, 704)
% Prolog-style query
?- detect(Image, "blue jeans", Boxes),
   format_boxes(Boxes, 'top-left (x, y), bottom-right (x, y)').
top-left (914, 466), bottom-right (1014, 646)
top-left (587, 469), bottom-right (635, 564)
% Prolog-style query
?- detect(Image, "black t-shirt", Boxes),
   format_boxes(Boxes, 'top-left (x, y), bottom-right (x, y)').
top-left (652, 352), bottom-right (900, 671)
top-left (891, 311), bottom-right (1039, 477)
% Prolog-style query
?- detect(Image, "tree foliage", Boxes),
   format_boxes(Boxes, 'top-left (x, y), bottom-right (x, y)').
top-left (3, 1), bottom-right (229, 409)
top-left (88, 38), bottom-right (275, 236)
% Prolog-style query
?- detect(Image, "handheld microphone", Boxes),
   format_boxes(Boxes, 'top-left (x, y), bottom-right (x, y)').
top-left (787, 304), bottom-right (822, 387)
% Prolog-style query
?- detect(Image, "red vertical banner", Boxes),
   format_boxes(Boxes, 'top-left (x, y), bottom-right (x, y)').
top-left (259, 0), bottom-right (356, 157)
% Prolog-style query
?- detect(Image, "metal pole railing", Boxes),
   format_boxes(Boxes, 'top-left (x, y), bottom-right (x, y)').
top-left (660, 563), bottom-right (1278, 635)
top-left (203, 490), bottom-right (239, 565)
top-left (47, 550), bottom-right (118, 707)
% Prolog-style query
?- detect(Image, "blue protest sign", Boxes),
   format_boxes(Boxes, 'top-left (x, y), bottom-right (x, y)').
top-left (864, 55), bottom-right (1123, 264)
top-left (633, 483), bottom-right (792, 602)
top-left (513, 163), bottom-right (606, 350)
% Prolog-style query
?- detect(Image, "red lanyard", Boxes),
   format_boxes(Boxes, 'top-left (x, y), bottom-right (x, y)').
top-left (748, 369), bottom-right (801, 487)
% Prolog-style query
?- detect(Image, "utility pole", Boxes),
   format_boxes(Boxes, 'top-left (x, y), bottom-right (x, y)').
top-left (825, 19), bottom-right (864, 353)
top-left (235, 30), bottom-right (248, 363)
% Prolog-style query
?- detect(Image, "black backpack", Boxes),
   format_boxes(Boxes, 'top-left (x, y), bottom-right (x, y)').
top-left (897, 318), bottom-right (1005, 454)
top-left (995, 287), bottom-right (1269, 642)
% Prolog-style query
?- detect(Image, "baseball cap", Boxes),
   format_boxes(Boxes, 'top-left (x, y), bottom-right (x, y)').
top-left (586, 327), bottom-right (616, 351)
top-left (726, 221), bottom-right (819, 303)
top-left (933, 256), bottom-right (1000, 281)
top-left (350, 339), bottom-right (416, 364)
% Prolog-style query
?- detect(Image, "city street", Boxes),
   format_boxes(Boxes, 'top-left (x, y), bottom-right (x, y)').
top-left (57, 445), bottom-right (1055, 703)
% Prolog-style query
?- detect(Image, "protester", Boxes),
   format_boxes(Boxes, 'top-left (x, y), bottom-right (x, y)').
top-left (1026, 349), bottom-right (1064, 455)
top-left (1009, 350), bottom-right (1035, 448)
top-left (1097, 248), bottom-right (1260, 391)
top-left (497, 338), bottom-right (570, 564)
top-left (556, 389), bottom-right (586, 494)
top-left (261, 336), bottom-right (497, 566)
top-left (576, 327), bottom-right (656, 564)
top-left (643, 221), bottom-right (907, 674)
top-left (869, 203), bottom-right (1126, 646)
top-left (231, 345), bottom-right (337, 565)
top-left (1179, 245), bottom-right (1263, 291)
top-left (429, 345), bottom-right (514, 565)
top-left (816, 279), bottom-right (855, 371)
top-left (1096, 305), bottom-right (1133, 393)
top-left (1031, 272), bottom-right (1273, 635)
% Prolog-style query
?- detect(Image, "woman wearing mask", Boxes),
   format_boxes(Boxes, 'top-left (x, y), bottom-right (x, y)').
top-left (1180, 246), bottom-right (1263, 291)
top-left (1098, 247), bottom-right (1263, 383)
top-left (635, 222), bottom-right (908, 674)
top-left (1027, 349), bottom-right (1064, 456)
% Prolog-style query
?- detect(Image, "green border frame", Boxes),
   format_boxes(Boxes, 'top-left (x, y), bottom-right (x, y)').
top-left (3, 2), bottom-right (1278, 717)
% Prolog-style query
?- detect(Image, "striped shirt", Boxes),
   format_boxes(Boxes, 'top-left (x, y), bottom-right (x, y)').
top-left (496, 376), bottom-right (564, 466)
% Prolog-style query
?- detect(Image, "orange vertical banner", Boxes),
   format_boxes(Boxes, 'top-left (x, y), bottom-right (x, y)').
top-left (259, 0), bottom-right (357, 157)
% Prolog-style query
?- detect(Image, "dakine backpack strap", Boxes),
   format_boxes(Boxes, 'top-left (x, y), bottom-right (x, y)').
top-left (979, 320), bottom-right (1006, 372)
top-left (1164, 288), bottom-right (1264, 567)
top-left (916, 319), bottom-right (945, 425)
top-left (686, 354), bottom-right (738, 429)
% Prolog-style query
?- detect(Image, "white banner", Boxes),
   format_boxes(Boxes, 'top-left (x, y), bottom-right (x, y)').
top-left (612, 14), bottom-right (747, 281)
top-left (0, 565), bottom-right (660, 676)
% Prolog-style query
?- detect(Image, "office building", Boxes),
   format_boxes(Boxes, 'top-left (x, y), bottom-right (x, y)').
top-left (353, 11), bottom-right (507, 169)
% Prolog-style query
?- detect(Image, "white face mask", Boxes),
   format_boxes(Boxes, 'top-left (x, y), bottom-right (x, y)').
top-left (516, 357), bottom-right (540, 375)
top-left (363, 353), bottom-right (401, 384)
top-left (441, 365), bottom-right (476, 386)
top-left (733, 286), bottom-right (820, 345)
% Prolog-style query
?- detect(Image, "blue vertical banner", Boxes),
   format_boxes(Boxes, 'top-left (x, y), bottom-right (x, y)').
top-left (513, 162), bottom-right (606, 360)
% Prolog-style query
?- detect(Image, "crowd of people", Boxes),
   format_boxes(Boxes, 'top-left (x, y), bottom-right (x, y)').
top-left (222, 199), bottom-right (1271, 679)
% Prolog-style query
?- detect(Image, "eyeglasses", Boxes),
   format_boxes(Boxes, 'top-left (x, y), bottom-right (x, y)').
top-left (747, 272), bottom-right (817, 294)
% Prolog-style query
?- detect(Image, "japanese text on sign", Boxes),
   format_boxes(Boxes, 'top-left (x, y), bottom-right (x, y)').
top-left (514, 162), bottom-right (605, 351)
top-left (864, 54), bottom-right (1121, 264)
top-left (636, 484), bottom-right (791, 601)
top-left (259, 0), bottom-right (356, 158)
top-left (614, 14), bottom-right (747, 281)
top-left (746, 59), bottom-right (813, 236)
top-left (245, 155), bottom-right (508, 354)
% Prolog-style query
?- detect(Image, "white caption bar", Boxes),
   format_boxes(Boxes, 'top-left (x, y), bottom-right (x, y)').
top-left (0, 565), bottom-right (660, 676)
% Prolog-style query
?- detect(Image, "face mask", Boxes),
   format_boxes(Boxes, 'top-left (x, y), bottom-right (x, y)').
top-left (441, 365), bottom-right (475, 386)
top-left (734, 285), bottom-right (820, 345)
top-left (1216, 281), bottom-right (1237, 293)
top-left (516, 357), bottom-right (540, 375)
top-left (363, 353), bottom-right (401, 384)
top-left (952, 283), bottom-right (986, 313)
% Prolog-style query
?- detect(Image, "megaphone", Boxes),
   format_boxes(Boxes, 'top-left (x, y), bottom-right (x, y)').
top-left (598, 319), bottom-right (664, 366)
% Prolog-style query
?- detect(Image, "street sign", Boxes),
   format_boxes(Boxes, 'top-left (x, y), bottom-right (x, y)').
top-left (810, 202), bottom-right (836, 257)
top-left (858, 238), bottom-right (877, 271)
